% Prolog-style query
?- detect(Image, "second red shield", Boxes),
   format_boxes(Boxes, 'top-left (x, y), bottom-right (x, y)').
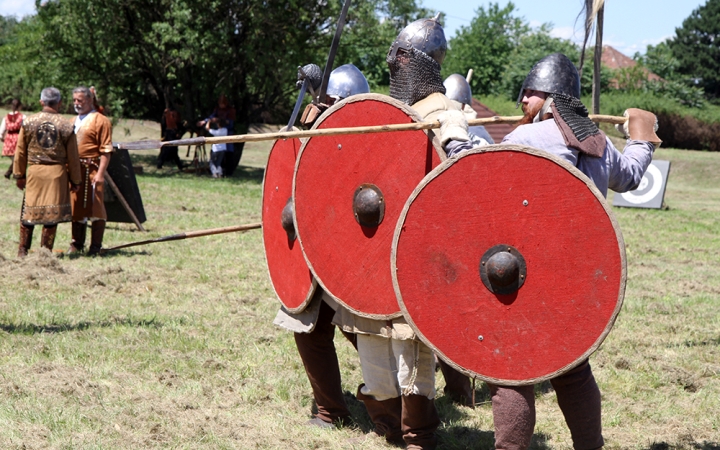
top-left (293, 94), bottom-right (445, 319)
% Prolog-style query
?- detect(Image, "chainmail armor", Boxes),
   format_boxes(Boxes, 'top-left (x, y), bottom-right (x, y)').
top-left (550, 93), bottom-right (600, 142)
top-left (387, 48), bottom-right (445, 106)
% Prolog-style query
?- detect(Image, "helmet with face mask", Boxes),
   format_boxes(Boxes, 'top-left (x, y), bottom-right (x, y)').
top-left (387, 14), bottom-right (447, 105)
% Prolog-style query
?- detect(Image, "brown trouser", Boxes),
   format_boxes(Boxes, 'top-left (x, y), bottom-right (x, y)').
top-left (489, 360), bottom-right (603, 450)
top-left (293, 300), bottom-right (356, 424)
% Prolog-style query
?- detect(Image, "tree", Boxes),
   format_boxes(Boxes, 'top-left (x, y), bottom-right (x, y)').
top-left (441, 2), bottom-right (529, 96)
top-left (669, 0), bottom-right (720, 100)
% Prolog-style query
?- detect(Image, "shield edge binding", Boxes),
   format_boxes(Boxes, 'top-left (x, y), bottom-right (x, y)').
top-left (293, 93), bottom-right (446, 320)
top-left (261, 134), bottom-right (318, 313)
top-left (391, 144), bottom-right (627, 385)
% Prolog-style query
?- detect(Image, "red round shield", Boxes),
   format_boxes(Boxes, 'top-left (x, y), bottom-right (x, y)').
top-left (392, 145), bottom-right (626, 385)
top-left (294, 94), bottom-right (445, 319)
top-left (262, 137), bottom-right (316, 312)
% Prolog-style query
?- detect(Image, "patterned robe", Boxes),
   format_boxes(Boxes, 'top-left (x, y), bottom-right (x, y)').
top-left (13, 112), bottom-right (82, 225)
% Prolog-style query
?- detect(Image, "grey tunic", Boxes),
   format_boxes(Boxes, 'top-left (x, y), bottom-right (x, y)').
top-left (502, 119), bottom-right (654, 197)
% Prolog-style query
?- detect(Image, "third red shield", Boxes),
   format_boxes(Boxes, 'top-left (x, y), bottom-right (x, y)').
top-left (392, 145), bottom-right (626, 385)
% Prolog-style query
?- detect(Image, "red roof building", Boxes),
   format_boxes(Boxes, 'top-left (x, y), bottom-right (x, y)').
top-left (470, 98), bottom-right (515, 143)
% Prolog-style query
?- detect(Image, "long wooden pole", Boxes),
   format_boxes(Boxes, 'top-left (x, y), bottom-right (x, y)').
top-left (116, 114), bottom-right (627, 151)
top-left (592, 4), bottom-right (605, 115)
top-left (101, 222), bottom-right (262, 254)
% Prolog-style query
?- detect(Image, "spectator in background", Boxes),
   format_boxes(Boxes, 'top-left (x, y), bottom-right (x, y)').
top-left (205, 117), bottom-right (228, 178)
top-left (198, 94), bottom-right (242, 176)
top-left (157, 104), bottom-right (184, 170)
top-left (1, 99), bottom-right (25, 179)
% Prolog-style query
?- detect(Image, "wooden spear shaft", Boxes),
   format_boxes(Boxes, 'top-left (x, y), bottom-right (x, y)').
top-left (116, 114), bottom-right (627, 150)
top-left (100, 222), bottom-right (262, 254)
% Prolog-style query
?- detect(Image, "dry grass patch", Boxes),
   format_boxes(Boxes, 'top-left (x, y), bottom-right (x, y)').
top-left (0, 137), bottom-right (717, 449)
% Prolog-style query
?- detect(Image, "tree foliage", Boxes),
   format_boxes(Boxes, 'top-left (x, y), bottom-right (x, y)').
top-left (442, 2), bottom-right (528, 97)
top-left (0, 0), bottom-right (429, 127)
top-left (669, 0), bottom-right (720, 100)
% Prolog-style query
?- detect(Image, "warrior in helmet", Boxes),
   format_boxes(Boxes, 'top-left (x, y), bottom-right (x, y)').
top-left (330, 16), bottom-right (477, 450)
top-left (273, 63), bottom-right (370, 429)
top-left (443, 73), bottom-right (494, 146)
top-left (493, 52), bottom-right (660, 450)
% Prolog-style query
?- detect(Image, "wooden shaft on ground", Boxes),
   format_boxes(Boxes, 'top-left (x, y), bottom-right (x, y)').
top-left (105, 173), bottom-right (146, 232)
top-left (115, 114), bottom-right (627, 150)
top-left (101, 222), bottom-right (262, 253)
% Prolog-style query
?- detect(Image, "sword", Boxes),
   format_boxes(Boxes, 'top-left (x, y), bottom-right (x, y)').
top-left (115, 114), bottom-right (628, 150)
top-left (286, 76), bottom-right (310, 131)
top-left (317, 0), bottom-right (352, 105)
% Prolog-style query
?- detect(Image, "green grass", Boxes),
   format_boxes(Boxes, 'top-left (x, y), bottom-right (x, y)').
top-left (0, 114), bottom-right (718, 449)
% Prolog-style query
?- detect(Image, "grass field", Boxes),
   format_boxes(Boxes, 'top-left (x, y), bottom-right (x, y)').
top-left (0, 113), bottom-right (718, 449)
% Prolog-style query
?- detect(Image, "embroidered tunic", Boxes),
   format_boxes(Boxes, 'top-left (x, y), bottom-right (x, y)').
top-left (13, 112), bottom-right (82, 225)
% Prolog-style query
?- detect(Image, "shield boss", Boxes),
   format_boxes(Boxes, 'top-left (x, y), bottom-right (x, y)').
top-left (392, 145), bottom-right (626, 385)
top-left (263, 137), bottom-right (315, 312)
top-left (293, 94), bottom-right (444, 319)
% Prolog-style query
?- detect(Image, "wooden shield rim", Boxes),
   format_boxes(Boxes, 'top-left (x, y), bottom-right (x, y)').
top-left (261, 135), bottom-right (317, 313)
top-left (293, 93), bottom-right (445, 320)
top-left (391, 144), bottom-right (627, 385)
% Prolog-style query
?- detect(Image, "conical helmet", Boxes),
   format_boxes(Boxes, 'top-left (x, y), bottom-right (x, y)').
top-left (516, 53), bottom-right (581, 106)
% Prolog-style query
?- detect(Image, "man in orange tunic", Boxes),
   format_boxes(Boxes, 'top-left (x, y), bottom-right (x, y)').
top-left (68, 86), bottom-right (114, 256)
top-left (13, 87), bottom-right (82, 257)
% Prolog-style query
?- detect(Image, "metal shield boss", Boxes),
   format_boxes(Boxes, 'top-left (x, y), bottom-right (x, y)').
top-left (392, 145), bottom-right (626, 385)
top-left (293, 94), bottom-right (445, 319)
top-left (262, 137), bottom-right (316, 312)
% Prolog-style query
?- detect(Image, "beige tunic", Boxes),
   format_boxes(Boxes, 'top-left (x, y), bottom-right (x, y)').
top-left (71, 112), bottom-right (113, 221)
top-left (13, 112), bottom-right (82, 225)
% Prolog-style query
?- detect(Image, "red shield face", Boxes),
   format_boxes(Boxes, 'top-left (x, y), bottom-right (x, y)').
top-left (293, 94), bottom-right (445, 319)
top-left (392, 145), bottom-right (626, 385)
top-left (262, 137), bottom-right (316, 312)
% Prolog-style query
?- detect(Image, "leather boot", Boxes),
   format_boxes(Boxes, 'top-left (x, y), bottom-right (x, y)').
top-left (356, 385), bottom-right (403, 446)
top-left (41, 225), bottom-right (57, 251)
top-left (87, 220), bottom-right (105, 256)
top-left (68, 221), bottom-right (86, 254)
top-left (293, 300), bottom-right (352, 426)
top-left (17, 223), bottom-right (34, 257)
top-left (438, 358), bottom-right (473, 406)
top-left (401, 394), bottom-right (440, 450)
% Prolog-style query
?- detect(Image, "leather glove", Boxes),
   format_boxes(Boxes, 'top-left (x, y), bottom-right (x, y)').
top-left (437, 109), bottom-right (469, 147)
top-left (616, 108), bottom-right (662, 148)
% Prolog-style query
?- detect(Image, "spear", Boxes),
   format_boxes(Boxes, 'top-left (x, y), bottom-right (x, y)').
top-left (115, 114), bottom-right (627, 150)
top-left (100, 222), bottom-right (262, 254)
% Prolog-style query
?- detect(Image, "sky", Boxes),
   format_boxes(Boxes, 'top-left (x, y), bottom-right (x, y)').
top-left (421, 0), bottom-right (707, 57)
top-left (1, 0), bottom-right (707, 57)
